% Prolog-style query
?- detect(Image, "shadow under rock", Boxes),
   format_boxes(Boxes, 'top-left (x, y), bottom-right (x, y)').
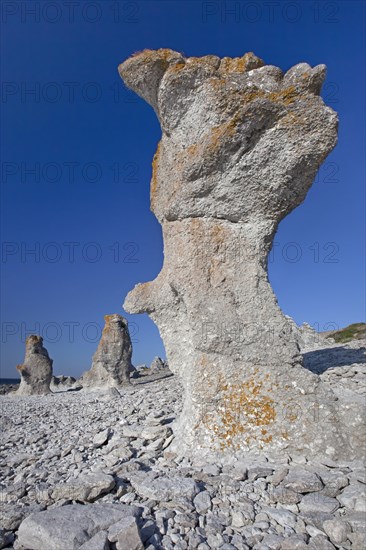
top-left (132, 372), bottom-right (174, 386)
top-left (302, 346), bottom-right (366, 375)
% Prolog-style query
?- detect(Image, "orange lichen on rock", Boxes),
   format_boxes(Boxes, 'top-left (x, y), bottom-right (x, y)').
top-left (219, 53), bottom-right (264, 74)
top-left (203, 374), bottom-right (277, 450)
top-left (268, 86), bottom-right (299, 105)
top-left (168, 62), bottom-right (186, 73)
top-left (131, 48), bottom-right (179, 62)
top-left (240, 86), bottom-right (299, 107)
top-left (151, 141), bottom-right (161, 203)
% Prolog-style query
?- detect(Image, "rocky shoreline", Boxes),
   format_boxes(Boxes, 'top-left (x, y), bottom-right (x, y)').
top-left (1, 340), bottom-right (365, 550)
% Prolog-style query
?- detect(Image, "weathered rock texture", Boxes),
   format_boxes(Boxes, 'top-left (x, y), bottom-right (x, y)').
top-left (119, 49), bottom-right (362, 460)
top-left (16, 335), bottom-right (53, 396)
top-left (82, 314), bottom-right (132, 389)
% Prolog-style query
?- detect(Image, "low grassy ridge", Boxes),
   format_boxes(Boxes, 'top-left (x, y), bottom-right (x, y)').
top-left (326, 323), bottom-right (366, 343)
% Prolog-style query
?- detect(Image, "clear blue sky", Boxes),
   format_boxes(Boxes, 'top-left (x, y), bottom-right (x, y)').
top-left (1, 0), bottom-right (365, 378)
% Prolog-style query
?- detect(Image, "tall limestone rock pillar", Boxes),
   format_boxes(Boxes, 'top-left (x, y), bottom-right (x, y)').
top-left (118, 50), bottom-right (358, 460)
top-left (82, 314), bottom-right (132, 389)
top-left (16, 335), bottom-right (53, 395)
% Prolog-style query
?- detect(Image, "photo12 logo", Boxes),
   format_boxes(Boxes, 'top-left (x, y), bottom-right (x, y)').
top-left (2, 320), bottom-right (140, 344)
top-left (201, 1), bottom-right (340, 24)
top-left (1, 1), bottom-right (140, 24)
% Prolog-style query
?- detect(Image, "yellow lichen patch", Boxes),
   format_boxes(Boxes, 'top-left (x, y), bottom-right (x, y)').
top-left (202, 374), bottom-right (277, 450)
top-left (210, 223), bottom-right (225, 247)
top-left (131, 48), bottom-right (176, 62)
top-left (16, 364), bottom-right (26, 372)
top-left (185, 142), bottom-right (200, 157)
top-left (220, 56), bottom-right (249, 74)
top-left (151, 141), bottom-right (161, 202)
top-left (168, 62), bottom-right (186, 73)
top-left (268, 86), bottom-right (299, 105)
top-left (241, 90), bottom-right (266, 103)
top-left (239, 86), bottom-right (299, 107)
top-left (104, 314), bottom-right (116, 323)
top-left (278, 111), bottom-right (311, 131)
top-left (180, 114), bottom-right (239, 163)
top-left (208, 77), bottom-right (227, 90)
top-left (219, 53), bottom-right (264, 75)
top-left (207, 114), bottom-right (239, 152)
top-left (102, 315), bottom-right (121, 336)
top-left (130, 48), bottom-right (154, 58)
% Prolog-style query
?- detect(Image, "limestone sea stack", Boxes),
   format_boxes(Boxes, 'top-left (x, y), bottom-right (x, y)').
top-left (119, 49), bottom-right (364, 460)
top-left (82, 314), bottom-right (133, 389)
top-left (16, 335), bottom-right (53, 395)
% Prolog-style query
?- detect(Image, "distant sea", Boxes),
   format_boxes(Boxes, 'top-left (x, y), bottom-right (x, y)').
top-left (0, 378), bottom-right (20, 385)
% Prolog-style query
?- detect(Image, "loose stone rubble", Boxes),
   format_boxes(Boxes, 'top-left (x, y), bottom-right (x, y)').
top-left (81, 314), bottom-right (133, 390)
top-left (16, 336), bottom-right (53, 396)
top-left (50, 375), bottom-right (79, 392)
top-left (118, 49), bottom-right (363, 460)
top-left (1, 339), bottom-right (365, 549)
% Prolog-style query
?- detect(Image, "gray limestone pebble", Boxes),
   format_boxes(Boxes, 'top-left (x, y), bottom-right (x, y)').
top-left (280, 535), bottom-right (308, 549)
top-left (269, 487), bottom-right (301, 504)
top-left (262, 507), bottom-right (297, 529)
top-left (248, 466), bottom-right (274, 481)
top-left (0, 504), bottom-right (45, 531)
top-left (50, 472), bottom-right (115, 502)
top-left (193, 491), bottom-right (212, 514)
top-left (16, 503), bottom-right (140, 550)
top-left (299, 493), bottom-right (340, 514)
top-left (129, 472), bottom-right (199, 505)
top-left (322, 518), bottom-right (350, 544)
top-left (260, 534), bottom-right (284, 549)
top-left (337, 481), bottom-right (366, 511)
top-left (93, 428), bottom-right (112, 448)
top-left (283, 469), bottom-right (323, 493)
top-left (108, 516), bottom-right (143, 550)
top-left (115, 519), bottom-right (143, 549)
top-left (307, 535), bottom-right (336, 549)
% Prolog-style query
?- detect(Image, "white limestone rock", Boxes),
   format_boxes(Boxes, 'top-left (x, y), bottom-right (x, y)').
top-left (16, 503), bottom-right (141, 550)
top-left (119, 49), bottom-right (363, 460)
top-left (81, 314), bottom-right (133, 389)
top-left (16, 335), bottom-right (52, 396)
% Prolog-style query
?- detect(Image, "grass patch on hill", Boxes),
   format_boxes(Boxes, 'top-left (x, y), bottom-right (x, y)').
top-left (326, 323), bottom-right (366, 343)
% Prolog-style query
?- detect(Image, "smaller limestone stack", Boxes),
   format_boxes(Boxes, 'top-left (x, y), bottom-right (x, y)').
top-left (82, 314), bottom-right (133, 389)
top-left (150, 356), bottom-right (166, 372)
top-left (285, 316), bottom-right (333, 350)
top-left (50, 375), bottom-right (78, 392)
top-left (16, 335), bottom-right (53, 395)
